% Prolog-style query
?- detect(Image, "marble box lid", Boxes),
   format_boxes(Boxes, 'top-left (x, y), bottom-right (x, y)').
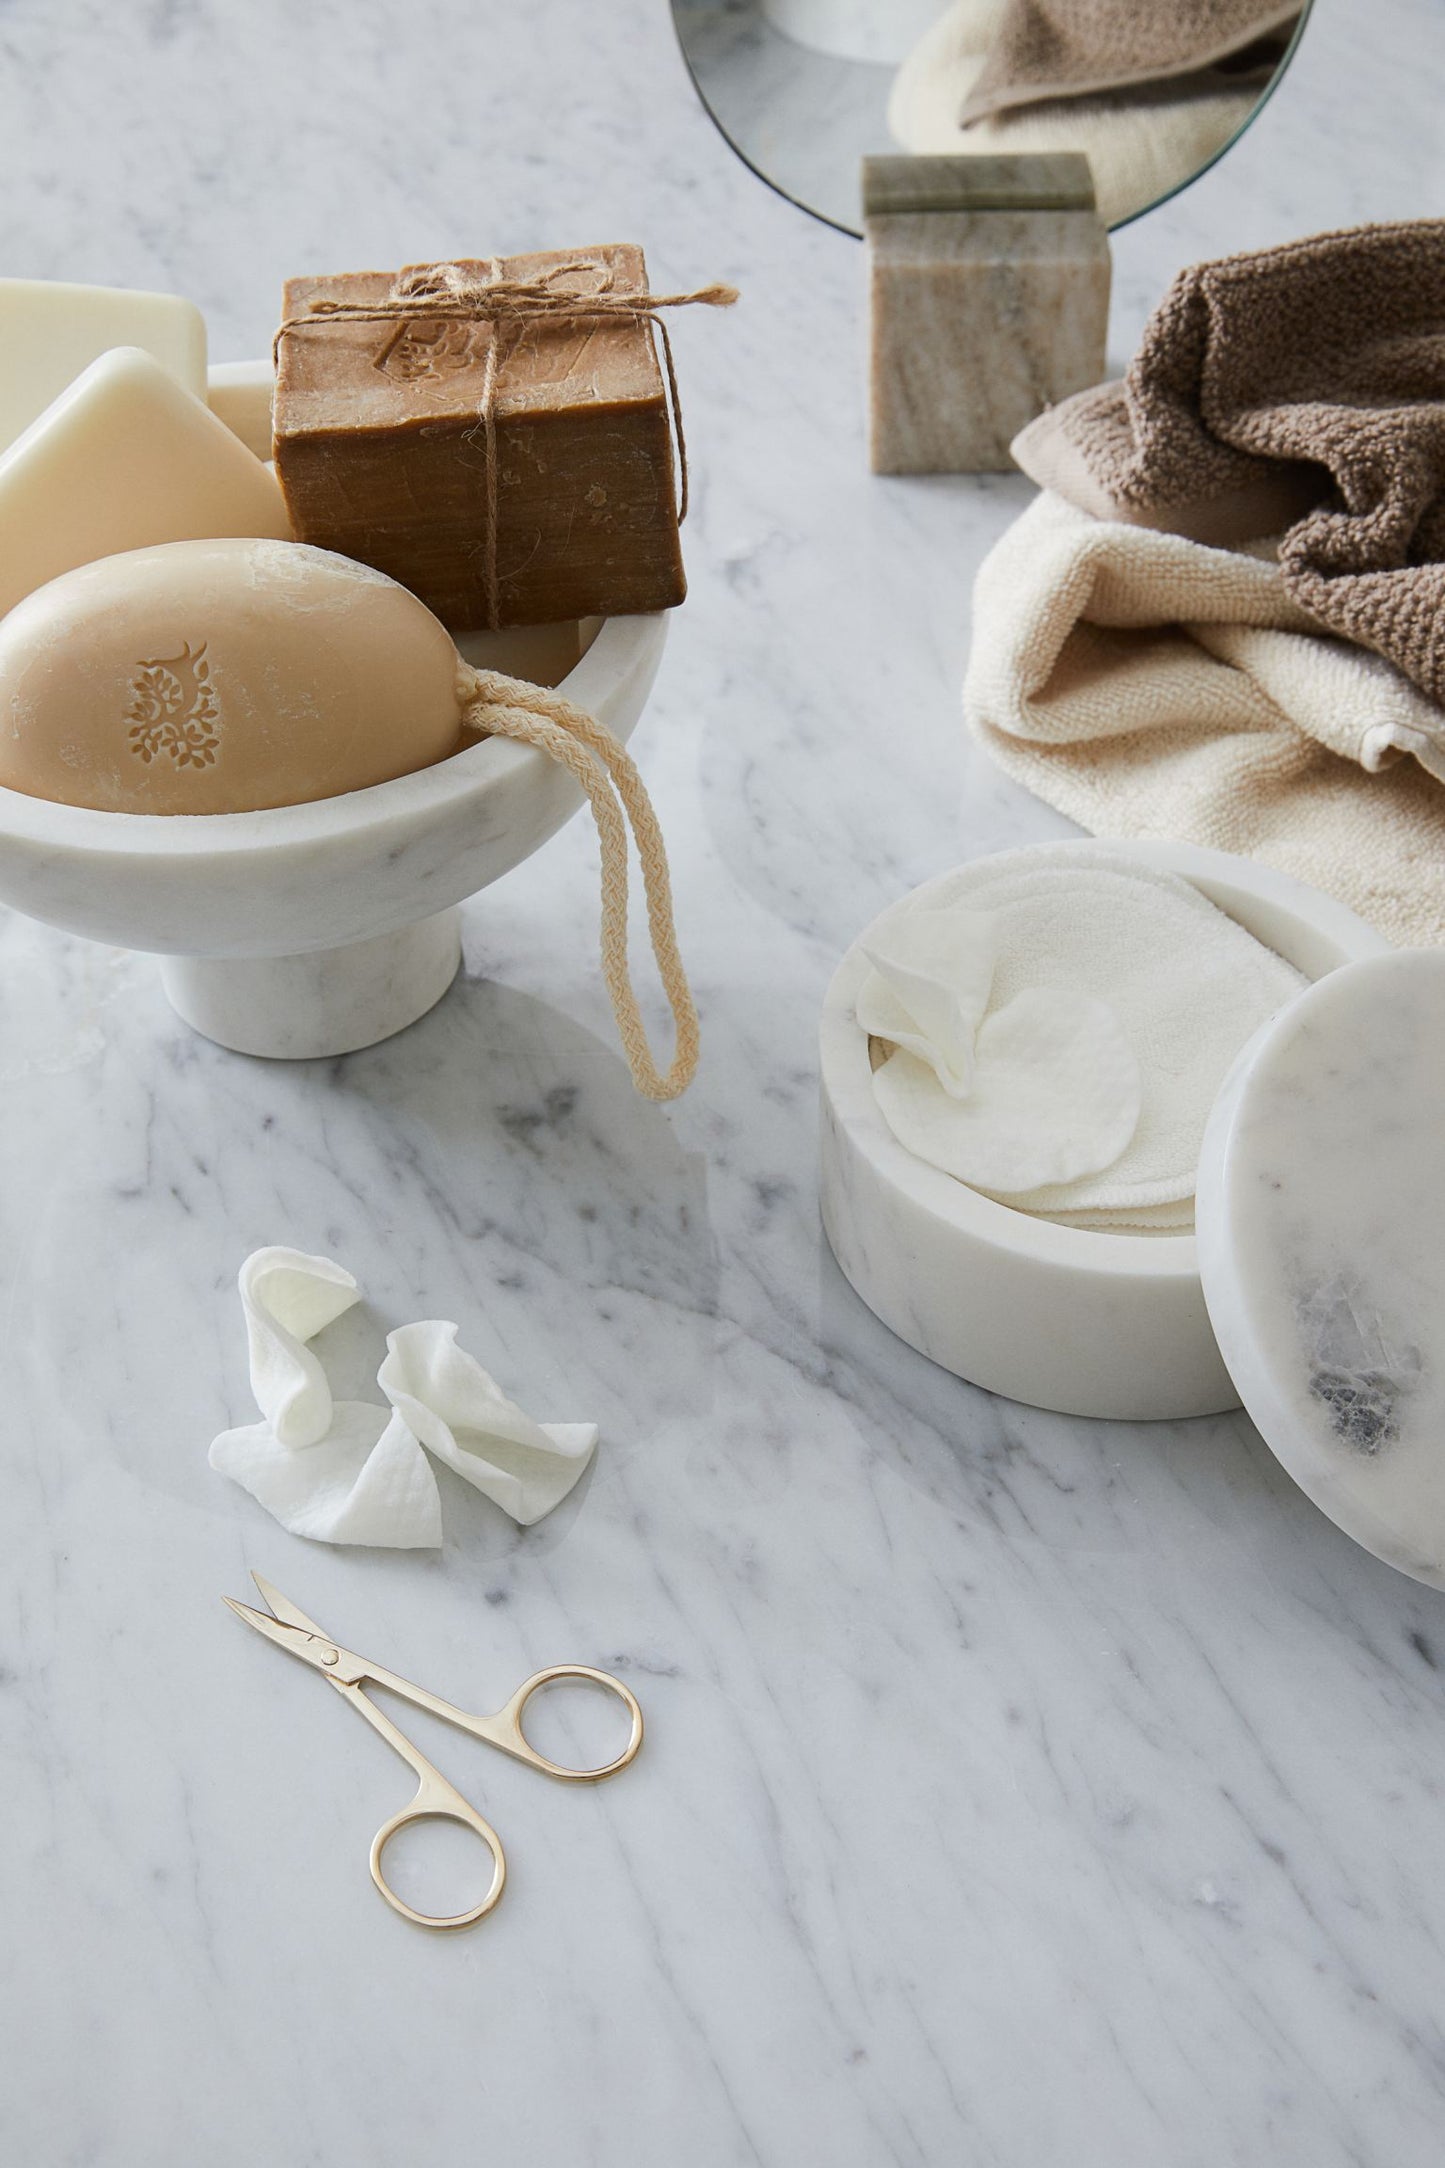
top-left (1197, 950), bottom-right (1445, 1590)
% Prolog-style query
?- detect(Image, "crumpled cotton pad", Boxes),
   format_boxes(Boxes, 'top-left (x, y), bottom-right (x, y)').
top-left (237, 1246), bottom-right (367, 1448)
top-left (857, 908), bottom-right (998, 1097)
top-left (210, 1402), bottom-right (442, 1548)
top-left (211, 1247), bottom-right (441, 1545)
top-left (1040, 1195), bottom-right (1198, 1235)
top-left (379, 1321), bottom-right (598, 1529)
top-left (860, 847), bottom-right (1306, 1216)
top-left (209, 1246), bottom-right (596, 1547)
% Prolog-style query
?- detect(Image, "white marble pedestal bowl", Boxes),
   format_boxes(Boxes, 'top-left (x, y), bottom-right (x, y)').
top-left (819, 840), bottom-right (1390, 1422)
top-left (0, 610), bottom-right (667, 1059)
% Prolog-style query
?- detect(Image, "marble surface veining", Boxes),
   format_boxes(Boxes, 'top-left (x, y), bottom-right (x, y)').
top-left (1, 3), bottom-right (1445, 2163)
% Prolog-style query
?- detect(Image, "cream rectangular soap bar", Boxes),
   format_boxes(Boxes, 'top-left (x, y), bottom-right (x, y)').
top-left (0, 278), bottom-right (207, 453)
top-left (207, 358), bottom-right (275, 460)
top-left (0, 346), bottom-right (292, 620)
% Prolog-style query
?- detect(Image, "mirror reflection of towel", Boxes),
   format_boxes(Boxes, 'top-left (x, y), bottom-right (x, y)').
top-left (888, 0), bottom-right (1292, 227)
top-left (962, 0), bottom-right (1301, 123)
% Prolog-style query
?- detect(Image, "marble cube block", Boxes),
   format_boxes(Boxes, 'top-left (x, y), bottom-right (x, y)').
top-left (865, 154), bottom-right (1111, 475)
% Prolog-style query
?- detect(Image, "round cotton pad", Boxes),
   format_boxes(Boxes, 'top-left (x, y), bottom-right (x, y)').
top-left (873, 986), bottom-right (1143, 1193)
top-left (1040, 1195), bottom-right (1198, 1234)
top-left (861, 847), bottom-right (1307, 1215)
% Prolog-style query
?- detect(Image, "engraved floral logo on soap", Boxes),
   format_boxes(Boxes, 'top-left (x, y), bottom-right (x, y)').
top-left (376, 320), bottom-right (487, 383)
top-left (125, 643), bottom-right (221, 769)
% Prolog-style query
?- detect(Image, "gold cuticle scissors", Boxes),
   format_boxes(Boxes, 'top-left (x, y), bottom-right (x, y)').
top-left (224, 1572), bottom-right (643, 1931)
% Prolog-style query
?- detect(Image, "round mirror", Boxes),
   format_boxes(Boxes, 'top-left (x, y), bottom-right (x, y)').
top-left (673, 0), bottom-right (1314, 235)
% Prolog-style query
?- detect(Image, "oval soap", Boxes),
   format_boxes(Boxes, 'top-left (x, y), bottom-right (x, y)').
top-left (0, 536), bottom-right (464, 813)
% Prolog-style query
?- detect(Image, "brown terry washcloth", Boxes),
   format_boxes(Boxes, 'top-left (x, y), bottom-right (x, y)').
top-left (961, 0), bottom-right (1300, 124)
top-left (1012, 222), bottom-right (1445, 707)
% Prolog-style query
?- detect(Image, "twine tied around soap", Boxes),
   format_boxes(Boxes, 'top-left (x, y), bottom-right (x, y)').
top-left (275, 259), bottom-right (738, 630)
top-left (456, 662), bottom-right (699, 1103)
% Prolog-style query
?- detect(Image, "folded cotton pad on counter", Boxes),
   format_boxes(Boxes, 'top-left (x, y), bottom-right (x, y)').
top-left (209, 1246), bottom-right (598, 1547)
top-left (857, 848), bottom-right (1307, 1231)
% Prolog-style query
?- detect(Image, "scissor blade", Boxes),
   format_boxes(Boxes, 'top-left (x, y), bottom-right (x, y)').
top-left (223, 1594), bottom-right (343, 1676)
top-left (250, 1573), bottom-right (330, 1639)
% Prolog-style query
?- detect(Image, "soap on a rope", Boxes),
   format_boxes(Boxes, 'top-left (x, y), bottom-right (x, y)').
top-left (0, 534), bottom-right (700, 1098)
top-left (0, 347), bottom-right (292, 623)
top-left (0, 277), bottom-right (207, 454)
top-left (272, 246), bottom-right (688, 632)
top-left (0, 537), bottom-right (463, 814)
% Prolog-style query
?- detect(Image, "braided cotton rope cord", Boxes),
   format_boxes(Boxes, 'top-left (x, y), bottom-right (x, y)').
top-left (457, 664), bottom-right (699, 1103)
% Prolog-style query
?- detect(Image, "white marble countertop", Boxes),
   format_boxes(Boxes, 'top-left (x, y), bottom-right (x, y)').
top-left (2, 2), bottom-right (1445, 2161)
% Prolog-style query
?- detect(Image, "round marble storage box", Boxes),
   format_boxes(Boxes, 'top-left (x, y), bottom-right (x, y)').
top-left (819, 839), bottom-right (1390, 1422)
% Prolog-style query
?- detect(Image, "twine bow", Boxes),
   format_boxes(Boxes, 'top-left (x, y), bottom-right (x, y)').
top-left (276, 257), bottom-right (738, 629)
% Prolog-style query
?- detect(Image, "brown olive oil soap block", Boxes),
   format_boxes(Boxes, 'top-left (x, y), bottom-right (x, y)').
top-left (0, 537), bottom-right (463, 814)
top-left (273, 247), bottom-right (686, 632)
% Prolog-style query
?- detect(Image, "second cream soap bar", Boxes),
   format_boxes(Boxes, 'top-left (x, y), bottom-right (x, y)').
top-left (273, 248), bottom-right (687, 632)
top-left (0, 347), bottom-right (291, 622)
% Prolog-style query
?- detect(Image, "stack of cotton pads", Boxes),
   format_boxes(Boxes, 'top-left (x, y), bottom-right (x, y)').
top-left (856, 848), bottom-right (1307, 1231)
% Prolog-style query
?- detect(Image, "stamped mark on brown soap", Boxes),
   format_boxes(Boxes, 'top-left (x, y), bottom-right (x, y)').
top-left (125, 642), bottom-right (221, 769)
top-left (375, 320), bottom-right (487, 383)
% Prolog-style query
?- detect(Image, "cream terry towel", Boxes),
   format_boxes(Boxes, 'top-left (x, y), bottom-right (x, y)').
top-left (964, 491), bottom-right (1445, 947)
